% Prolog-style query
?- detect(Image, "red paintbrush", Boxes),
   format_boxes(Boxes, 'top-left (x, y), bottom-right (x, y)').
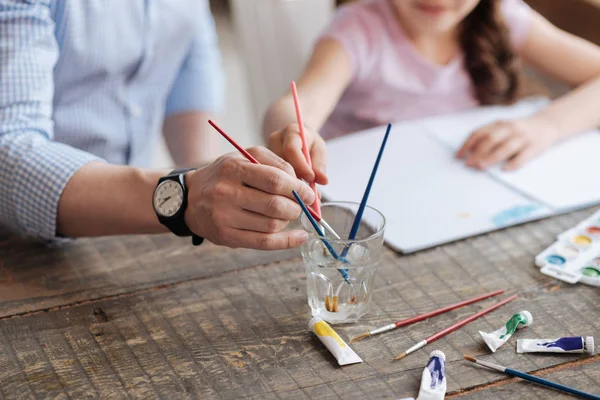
top-left (393, 294), bottom-right (518, 361)
top-left (207, 119), bottom-right (339, 238)
top-left (290, 81), bottom-right (321, 218)
top-left (351, 289), bottom-right (505, 342)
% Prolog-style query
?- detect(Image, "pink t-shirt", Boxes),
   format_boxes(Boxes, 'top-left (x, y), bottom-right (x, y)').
top-left (319, 0), bottom-right (533, 139)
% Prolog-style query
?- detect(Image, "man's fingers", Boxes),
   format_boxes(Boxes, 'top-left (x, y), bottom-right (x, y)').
top-left (223, 228), bottom-right (309, 250)
top-left (237, 163), bottom-right (315, 205)
top-left (246, 146), bottom-right (296, 177)
top-left (224, 208), bottom-right (289, 233)
top-left (235, 186), bottom-right (302, 220)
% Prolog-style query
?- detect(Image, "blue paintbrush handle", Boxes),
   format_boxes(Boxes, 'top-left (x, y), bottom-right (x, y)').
top-left (292, 191), bottom-right (350, 282)
top-left (506, 368), bottom-right (600, 400)
top-left (341, 123), bottom-right (392, 258)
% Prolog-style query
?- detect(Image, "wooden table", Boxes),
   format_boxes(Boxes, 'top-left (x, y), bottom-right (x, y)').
top-left (1, 208), bottom-right (599, 399)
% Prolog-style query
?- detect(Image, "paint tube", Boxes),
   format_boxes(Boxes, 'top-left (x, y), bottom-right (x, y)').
top-left (309, 317), bottom-right (362, 365)
top-left (416, 350), bottom-right (446, 400)
top-left (517, 336), bottom-right (595, 354)
top-left (479, 310), bottom-right (532, 352)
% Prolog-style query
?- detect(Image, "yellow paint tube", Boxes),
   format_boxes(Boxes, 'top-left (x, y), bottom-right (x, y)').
top-left (309, 317), bottom-right (363, 366)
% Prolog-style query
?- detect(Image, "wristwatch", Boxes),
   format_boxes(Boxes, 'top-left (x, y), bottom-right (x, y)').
top-left (152, 168), bottom-right (204, 246)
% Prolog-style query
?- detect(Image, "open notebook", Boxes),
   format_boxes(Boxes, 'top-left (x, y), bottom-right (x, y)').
top-left (321, 98), bottom-right (600, 253)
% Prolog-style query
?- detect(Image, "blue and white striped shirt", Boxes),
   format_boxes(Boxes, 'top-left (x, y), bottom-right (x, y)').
top-left (0, 0), bottom-right (224, 240)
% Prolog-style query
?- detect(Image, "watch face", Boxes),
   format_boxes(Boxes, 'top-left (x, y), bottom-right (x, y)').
top-left (153, 180), bottom-right (184, 217)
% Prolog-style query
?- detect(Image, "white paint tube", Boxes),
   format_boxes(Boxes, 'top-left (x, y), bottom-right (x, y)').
top-left (517, 336), bottom-right (595, 354)
top-left (416, 350), bottom-right (446, 400)
top-left (479, 310), bottom-right (532, 352)
top-left (309, 317), bottom-right (362, 366)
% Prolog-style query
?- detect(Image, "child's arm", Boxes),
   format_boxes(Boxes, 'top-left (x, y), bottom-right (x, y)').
top-left (458, 11), bottom-right (600, 171)
top-left (263, 39), bottom-right (352, 184)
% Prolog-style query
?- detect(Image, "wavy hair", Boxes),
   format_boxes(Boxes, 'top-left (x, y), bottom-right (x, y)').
top-left (460, 0), bottom-right (522, 105)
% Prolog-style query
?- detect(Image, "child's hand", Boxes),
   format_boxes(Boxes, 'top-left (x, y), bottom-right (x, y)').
top-left (456, 117), bottom-right (560, 171)
top-left (267, 123), bottom-right (329, 184)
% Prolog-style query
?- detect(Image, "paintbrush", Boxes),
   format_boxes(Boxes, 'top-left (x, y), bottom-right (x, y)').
top-left (351, 289), bottom-right (505, 342)
top-left (290, 81), bottom-right (321, 217)
top-left (292, 191), bottom-right (349, 274)
top-left (340, 123), bottom-right (392, 258)
top-left (464, 355), bottom-right (600, 400)
top-left (208, 119), bottom-right (340, 239)
top-left (392, 294), bottom-right (517, 361)
top-left (324, 123), bottom-right (391, 312)
top-left (293, 189), bottom-right (351, 310)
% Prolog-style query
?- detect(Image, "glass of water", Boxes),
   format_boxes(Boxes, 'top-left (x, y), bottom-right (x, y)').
top-left (299, 202), bottom-right (385, 324)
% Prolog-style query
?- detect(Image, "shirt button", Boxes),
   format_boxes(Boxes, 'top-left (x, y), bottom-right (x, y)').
top-left (129, 103), bottom-right (143, 117)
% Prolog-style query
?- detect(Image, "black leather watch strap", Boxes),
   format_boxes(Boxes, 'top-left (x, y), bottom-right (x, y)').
top-left (156, 168), bottom-right (204, 246)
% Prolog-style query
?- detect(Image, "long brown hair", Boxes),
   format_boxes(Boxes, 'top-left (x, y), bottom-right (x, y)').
top-left (460, 0), bottom-right (522, 105)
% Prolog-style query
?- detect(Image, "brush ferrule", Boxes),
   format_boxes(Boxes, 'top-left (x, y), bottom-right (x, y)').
top-left (320, 219), bottom-right (341, 240)
top-left (370, 324), bottom-right (397, 336)
top-left (405, 340), bottom-right (427, 356)
top-left (475, 358), bottom-right (506, 373)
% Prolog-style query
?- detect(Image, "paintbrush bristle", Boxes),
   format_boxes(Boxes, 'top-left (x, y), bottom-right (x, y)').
top-left (332, 296), bottom-right (339, 312)
top-left (350, 332), bottom-right (371, 343)
top-left (464, 355), bottom-right (476, 363)
top-left (392, 352), bottom-right (407, 361)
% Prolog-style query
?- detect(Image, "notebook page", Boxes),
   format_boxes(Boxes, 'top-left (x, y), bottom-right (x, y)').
top-left (490, 130), bottom-right (600, 211)
top-left (421, 97), bottom-right (549, 151)
top-left (420, 97), bottom-right (600, 211)
top-left (321, 122), bottom-right (550, 253)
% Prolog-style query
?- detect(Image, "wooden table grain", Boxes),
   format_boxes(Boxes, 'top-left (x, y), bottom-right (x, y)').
top-left (1, 208), bottom-right (599, 399)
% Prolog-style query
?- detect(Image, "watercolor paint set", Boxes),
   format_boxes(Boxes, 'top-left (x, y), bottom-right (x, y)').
top-left (536, 210), bottom-right (600, 286)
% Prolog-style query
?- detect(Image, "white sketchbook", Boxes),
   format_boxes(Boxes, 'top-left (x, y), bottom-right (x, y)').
top-left (321, 98), bottom-right (600, 253)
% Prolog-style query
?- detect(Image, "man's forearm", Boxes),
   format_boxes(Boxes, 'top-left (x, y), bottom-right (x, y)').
top-left (57, 162), bottom-right (168, 237)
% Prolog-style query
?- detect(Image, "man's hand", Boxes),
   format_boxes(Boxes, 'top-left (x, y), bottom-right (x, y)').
top-left (184, 146), bottom-right (315, 250)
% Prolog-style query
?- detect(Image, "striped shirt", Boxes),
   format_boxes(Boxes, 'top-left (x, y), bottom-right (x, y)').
top-left (0, 0), bottom-right (224, 241)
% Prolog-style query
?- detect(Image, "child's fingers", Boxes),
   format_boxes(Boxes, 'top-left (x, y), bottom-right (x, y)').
top-left (503, 146), bottom-right (537, 171)
top-left (282, 129), bottom-right (315, 182)
top-left (477, 136), bottom-right (526, 169)
top-left (267, 132), bottom-right (284, 160)
top-left (458, 121), bottom-right (507, 159)
top-left (310, 137), bottom-right (329, 185)
top-left (466, 128), bottom-right (511, 167)
top-left (456, 129), bottom-right (487, 159)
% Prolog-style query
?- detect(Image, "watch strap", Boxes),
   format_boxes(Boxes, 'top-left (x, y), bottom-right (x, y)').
top-left (158, 168), bottom-right (204, 246)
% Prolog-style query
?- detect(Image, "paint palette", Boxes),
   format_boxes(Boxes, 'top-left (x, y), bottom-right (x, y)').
top-left (536, 210), bottom-right (600, 287)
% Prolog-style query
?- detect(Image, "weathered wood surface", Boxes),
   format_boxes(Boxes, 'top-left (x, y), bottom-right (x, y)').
top-left (0, 208), bottom-right (599, 399)
top-left (0, 234), bottom-right (299, 319)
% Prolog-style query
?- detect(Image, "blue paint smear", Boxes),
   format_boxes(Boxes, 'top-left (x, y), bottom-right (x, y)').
top-left (426, 355), bottom-right (445, 389)
top-left (537, 337), bottom-right (583, 351)
top-left (492, 204), bottom-right (540, 227)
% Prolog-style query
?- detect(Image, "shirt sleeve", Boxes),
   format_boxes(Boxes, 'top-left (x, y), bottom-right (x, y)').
top-left (501, 0), bottom-right (533, 51)
top-left (0, 0), bottom-right (101, 241)
top-left (165, 0), bottom-right (225, 116)
top-left (317, 3), bottom-right (375, 80)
